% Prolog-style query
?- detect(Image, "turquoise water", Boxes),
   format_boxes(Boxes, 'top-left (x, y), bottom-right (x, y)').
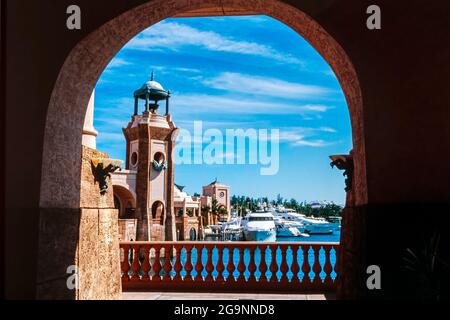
top-left (166, 231), bottom-right (340, 281)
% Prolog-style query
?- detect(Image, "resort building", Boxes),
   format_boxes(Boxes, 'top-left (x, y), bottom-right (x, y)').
top-left (202, 179), bottom-right (231, 222)
top-left (174, 184), bottom-right (202, 241)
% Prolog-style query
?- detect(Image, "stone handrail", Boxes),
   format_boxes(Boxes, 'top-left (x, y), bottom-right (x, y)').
top-left (120, 241), bottom-right (339, 293)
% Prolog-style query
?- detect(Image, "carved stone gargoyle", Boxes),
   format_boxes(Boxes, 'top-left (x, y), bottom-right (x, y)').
top-left (91, 158), bottom-right (122, 195)
top-left (330, 153), bottom-right (354, 192)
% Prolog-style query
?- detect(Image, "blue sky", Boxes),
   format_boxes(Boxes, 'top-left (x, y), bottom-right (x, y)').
top-left (94, 16), bottom-right (352, 204)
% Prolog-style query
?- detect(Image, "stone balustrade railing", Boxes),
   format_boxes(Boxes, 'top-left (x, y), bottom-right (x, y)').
top-left (120, 241), bottom-right (339, 293)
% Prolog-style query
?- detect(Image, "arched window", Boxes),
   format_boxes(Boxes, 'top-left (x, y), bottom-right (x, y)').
top-left (151, 201), bottom-right (165, 225)
top-left (189, 228), bottom-right (197, 241)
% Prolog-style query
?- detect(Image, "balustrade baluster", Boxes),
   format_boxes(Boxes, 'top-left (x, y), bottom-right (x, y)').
top-left (194, 244), bottom-right (204, 281)
top-left (237, 246), bottom-right (246, 282)
top-left (279, 245), bottom-right (289, 283)
top-left (334, 245), bottom-right (340, 284)
top-left (216, 246), bottom-right (225, 282)
top-left (226, 246), bottom-right (236, 282)
top-left (290, 245), bottom-right (300, 284)
top-left (173, 245), bottom-right (183, 281)
top-left (141, 245), bottom-right (151, 281)
top-left (163, 245), bottom-right (173, 281)
top-left (302, 245), bottom-right (312, 286)
top-left (248, 245), bottom-right (257, 283)
top-left (130, 244), bottom-right (141, 281)
top-left (184, 245), bottom-right (193, 281)
top-left (259, 245), bottom-right (268, 282)
top-left (152, 245), bottom-right (162, 282)
top-left (205, 245), bottom-right (214, 282)
top-left (121, 244), bottom-right (130, 281)
top-left (312, 245), bottom-right (323, 286)
top-left (269, 245), bottom-right (278, 283)
top-left (323, 246), bottom-right (333, 286)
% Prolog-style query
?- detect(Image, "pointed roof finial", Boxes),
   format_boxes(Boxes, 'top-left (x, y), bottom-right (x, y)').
top-left (151, 70), bottom-right (154, 81)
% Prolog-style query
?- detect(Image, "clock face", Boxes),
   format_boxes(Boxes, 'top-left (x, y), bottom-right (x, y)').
top-left (219, 191), bottom-right (225, 198)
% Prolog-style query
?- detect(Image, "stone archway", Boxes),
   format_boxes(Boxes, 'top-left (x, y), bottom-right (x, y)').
top-left (38, 0), bottom-right (367, 299)
top-left (113, 185), bottom-right (136, 219)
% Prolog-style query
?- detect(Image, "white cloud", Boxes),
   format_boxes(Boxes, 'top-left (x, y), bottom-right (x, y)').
top-left (277, 127), bottom-right (338, 148)
top-left (291, 139), bottom-right (330, 147)
top-left (107, 58), bottom-right (131, 68)
top-left (126, 21), bottom-right (304, 66)
top-left (202, 72), bottom-right (332, 99)
top-left (171, 94), bottom-right (333, 115)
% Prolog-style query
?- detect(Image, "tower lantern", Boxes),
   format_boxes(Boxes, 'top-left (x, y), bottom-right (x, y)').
top-left (133, 72), bottom-right (171, 116)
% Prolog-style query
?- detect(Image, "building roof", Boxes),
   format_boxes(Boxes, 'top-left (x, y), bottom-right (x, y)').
top-left (207, 178), bottom-right (219, 186)
top-left (133, 72), bottom-right (169, 101)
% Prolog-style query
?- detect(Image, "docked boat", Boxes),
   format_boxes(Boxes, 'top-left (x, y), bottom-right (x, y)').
top-left (273, 207), bottom-right (337, 235)
top-left (274, 217), bottom-right (304, 237)
top-left (241, 211), bottom-right (277, 242)
top-left (220, 217), bottom-right (243, 241)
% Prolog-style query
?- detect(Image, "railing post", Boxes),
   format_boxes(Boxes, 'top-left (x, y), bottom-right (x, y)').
top-left (259, 244), bottom-right (268, 282)
top-left (141, 245), bottom-right (151, 281)
top-left (121, 244), bottom-right (131, 282)
top-left (163, 244), bottom-right (172, 281)
top-left (323, 245), bottom-right (333, 287)
top-left (333, 244), bottom-right (340, 285)
top-left (194, 244), bottom-right (204, 281)
top-left (152, 245), bottom-right (162, 282)
top-left (216, 245), bottom-right (225, 282)
top-left (291, 245), bottom-right (300, 284)
top-left (226, 246), bottom-right (236, 282)
top-left (173, 245), bottom-right (183, 282)
top-left (312, 245), bottom-right (323, 286)
top-left (279, 244), bottom-right (289, 284)
top-left (237, 246), bottom-right (246, 282)
top-left (184, 244), bottom-right (193, 281)
top-left (205, 244), bottom-right (214, 282)
top-left (302, 245), bottom-right (312, 287)
top-left (248, 245), bottom-right (257, 283)
top-left (269, 245), bottom-right (278, 283)
top-left (130, 244), bottom-right (141, 281)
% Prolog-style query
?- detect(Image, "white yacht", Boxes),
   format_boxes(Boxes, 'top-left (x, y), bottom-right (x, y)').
top-left (220, 217), bottom-right (243, 241)
top-left (241, 211), bottom-right (277, 242)
top-left (273, 207), bottom-right (337, 235)
top-left (274, 217), bottom-right (309, 237)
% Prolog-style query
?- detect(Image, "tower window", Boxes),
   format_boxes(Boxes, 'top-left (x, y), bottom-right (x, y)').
top-left (153, 152), bottom-right (165, 164)
top-left (151, 201), bottom-right (165, 225)
top-left (130, 152), bottom-right (138, 166)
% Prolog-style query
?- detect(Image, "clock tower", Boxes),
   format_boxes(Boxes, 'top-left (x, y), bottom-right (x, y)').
top-left (202, 178), bottom-right (231, 222)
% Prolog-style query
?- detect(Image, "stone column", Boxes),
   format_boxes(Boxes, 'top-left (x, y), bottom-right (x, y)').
top-left (82, 90), bottom-right (98, 149)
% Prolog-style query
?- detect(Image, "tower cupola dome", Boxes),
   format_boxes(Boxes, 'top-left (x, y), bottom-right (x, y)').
top-left (132, 71), bottom-right (171, 115)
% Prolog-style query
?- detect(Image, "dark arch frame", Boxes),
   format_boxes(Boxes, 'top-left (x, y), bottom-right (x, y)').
top-left (38, 0), bottom-right (367, 299)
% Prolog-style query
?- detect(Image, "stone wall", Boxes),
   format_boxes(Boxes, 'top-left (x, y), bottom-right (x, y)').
top-left (36, 146), bottom-right (121, 299)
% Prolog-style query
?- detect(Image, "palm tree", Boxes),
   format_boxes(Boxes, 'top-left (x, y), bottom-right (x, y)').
top-left (211, 199), bottom-right (219, 216)
top-left (201, 205), bottom-right (211, 226)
